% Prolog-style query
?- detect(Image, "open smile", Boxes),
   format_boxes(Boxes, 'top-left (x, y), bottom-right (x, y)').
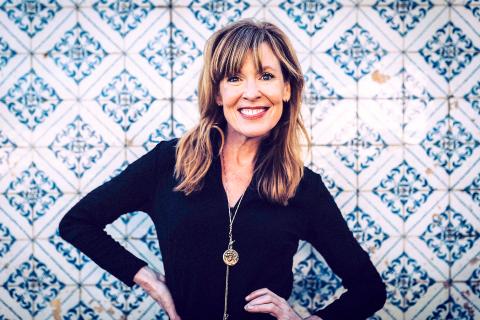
top-left (238, 107), bottom-right (270, 119)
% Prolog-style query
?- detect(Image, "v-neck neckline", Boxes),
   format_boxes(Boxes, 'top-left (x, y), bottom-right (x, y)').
top-left (208, 136), bottom-right (263, 209)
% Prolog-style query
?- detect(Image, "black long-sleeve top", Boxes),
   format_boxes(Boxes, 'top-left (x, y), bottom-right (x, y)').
top-left (58, 137), bottom-right (386, 320)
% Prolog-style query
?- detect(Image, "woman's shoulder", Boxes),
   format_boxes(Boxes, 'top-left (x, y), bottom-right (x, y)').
top-left (151, 137), bottom-right (180, 155)
top-left (148, 137), bottom-right (180, 172)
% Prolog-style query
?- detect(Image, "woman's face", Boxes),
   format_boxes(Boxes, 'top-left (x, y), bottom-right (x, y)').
top-left (215, 42), bottom-right (291, 141)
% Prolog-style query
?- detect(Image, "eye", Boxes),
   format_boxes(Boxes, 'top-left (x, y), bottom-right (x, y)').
top-left (261, 72), bottom-right (274, 80)
top-left (226, 75), bottom-right (240, 82)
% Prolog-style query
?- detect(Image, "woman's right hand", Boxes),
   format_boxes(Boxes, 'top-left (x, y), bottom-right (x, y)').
top-left (133, 266), bottom-right (182, 320)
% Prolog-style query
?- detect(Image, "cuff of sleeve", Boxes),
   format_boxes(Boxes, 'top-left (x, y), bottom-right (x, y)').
top-left (118, 257), bottom-right (149, 288)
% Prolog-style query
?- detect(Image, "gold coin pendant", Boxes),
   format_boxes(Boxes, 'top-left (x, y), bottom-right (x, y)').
top-left (223, 248), bottom-right (239, 266)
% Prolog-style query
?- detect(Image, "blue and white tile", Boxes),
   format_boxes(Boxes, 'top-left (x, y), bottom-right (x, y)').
top-left (124, 100), bottom-right (176, 146)
top-left (437, 284), bottom-right (480, 319)
top-left (36, 107), bottom-right (123, 188)
top-left (267, 1), bottom-right (354, 54)
top-left (172, 99), bottom-right (202, 135)
top-left (0, 249), bottom-right (71, 318)
top-left (0, 22), bottom-right (27, 75)
top-left (358, 98), bottom-right (403, 145)
top-left (310, 146), bottom-right (358, 192)
top-left (310, 98), bottom-right (357, 145)
top-left (408, 288), bottom-right (449, 320)
top-left (357, 54), bottom-right (403, 99)
top-left (290, 241), bottom-right (347, 317)
top-left (344, 193), bottom-right (395, 263)
top-left (0, 0), bottom-right (64, 42)
top-left (378, 239), bottom-right (440, 317)
top-left (361, 144), bottom-right (447, 192)
top-left (0, 123), bottom-right (29, 176)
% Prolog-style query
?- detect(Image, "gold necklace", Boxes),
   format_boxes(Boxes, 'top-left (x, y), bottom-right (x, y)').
top-left (221, 151), bottom-right (248, 320)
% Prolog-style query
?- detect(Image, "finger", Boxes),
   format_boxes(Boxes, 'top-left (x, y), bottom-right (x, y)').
top-left (160, 295), bottom-right (180, 320)
top-left (245, 288), bottom-right (273, 301)
top-left (150, 287), bottom-right (180, 320)
top-left (245, 294), bottom-right (279, 307)
top-left (244, 302), bottom-right (281, 315)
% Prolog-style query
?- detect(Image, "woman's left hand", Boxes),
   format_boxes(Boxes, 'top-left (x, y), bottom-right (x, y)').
top-left (244, 288), bottom-right (302, 320)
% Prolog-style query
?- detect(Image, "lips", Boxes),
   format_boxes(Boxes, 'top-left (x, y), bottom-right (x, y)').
top-left (238, 106), bottom-right (270, 119)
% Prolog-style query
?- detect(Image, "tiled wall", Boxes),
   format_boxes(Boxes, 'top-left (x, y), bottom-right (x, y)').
top-left (0, 0), bottom-right (479, 319)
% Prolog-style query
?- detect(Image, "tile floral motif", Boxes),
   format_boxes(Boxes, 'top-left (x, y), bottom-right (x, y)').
top-left (140, 23), bottom-right (202, 81)
top-left (96, 272), bottom-right (148, 315)
top-left (382, 252), bottom-right (435, 311)
top-left (63, 301), bottom-right (100, 320)
top-left (420, 115), bottom-right (480, 175)
top-left (420, 205), bottom-right (479, 266)
top-left (0, 0), bottom-right (62, 37)
top-left (93, 0), bottom-right (154, 37)
top-left (373, 0), bottom-right (433, 36)
top-left (145, 118), bottom-right (188, 143)
top-left (0, 69), bottom-right (62, 131)
top-left (419, 21), bottom-right (480, 82)
top-left (96, 69), bottom-right (156, 132)
top-left (188, 0), bottom-right (250, 31)
top-left (49, 229), bottom-right (90, 270)
top-left (467, 267), bottom-right (480, 298)
top-left (465, 0), bottom-right (480, 21)
top-left (2, 255), bottom-right (65, 316)
top-left (327, 23), bottom-right (387, 81)
top-left (279, 0), bottom-right (342, 36)
top-left (0, 36), bottom-right (16, 71)
top-left (314, 166), bottom-right (344, 199)
top-left (464, 172), bottom-right (480, 207)
top-left (0, 223), bottom-right (15, 258)
top-left (373, 159), bottom-right (434, 221)
top-left (0, 130), bottom-right (17, 166)
top-left (344, 206), bottom-right (389, 255)
top-left (140, 225), bottom-right (161, 257)
top-left (48, 115), bottom-right (110, 179)
top-left (48, 23), bottom-right (108, 84)
top-left (4, 162), bottom-right (63, 225)
top-left (426, 295), bottom-right (475, 319)
top-left (291, 249), bottom-right (342, 312)
top-left (303, 68), bottom-right (342, 104)
top-left (464, 80), bottom-right (480, 116)
top-left (333, 121), bottom-right (387, 174)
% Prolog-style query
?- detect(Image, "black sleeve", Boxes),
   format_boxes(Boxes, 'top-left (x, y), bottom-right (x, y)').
top-left (304, 174), bottom-right (387, 319)
top-left (58, 140), bottom-right (170, 287)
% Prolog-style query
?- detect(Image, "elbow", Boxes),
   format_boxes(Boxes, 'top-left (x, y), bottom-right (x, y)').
top-left (58, 214), bottom-right (70, 241)
top-left (58, 212), bottom-right (76, 244)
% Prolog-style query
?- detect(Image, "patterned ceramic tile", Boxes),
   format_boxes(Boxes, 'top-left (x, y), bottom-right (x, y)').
top-left (1, 0), bottom-right (480, 318)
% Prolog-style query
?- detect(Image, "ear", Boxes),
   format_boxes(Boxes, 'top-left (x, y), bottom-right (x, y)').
top-left (283, 81), bottom-right (291, 102)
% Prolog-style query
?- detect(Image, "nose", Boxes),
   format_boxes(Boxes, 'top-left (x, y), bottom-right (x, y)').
top-left (242, 79), bottom-right (261, 100)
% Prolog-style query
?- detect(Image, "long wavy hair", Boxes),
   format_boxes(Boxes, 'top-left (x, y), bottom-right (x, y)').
top-left (173, 18), bottom-right (311, 206)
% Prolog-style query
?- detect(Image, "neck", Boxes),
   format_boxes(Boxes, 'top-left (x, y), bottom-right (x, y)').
top-left (223, 128), bottom-right (262, 167)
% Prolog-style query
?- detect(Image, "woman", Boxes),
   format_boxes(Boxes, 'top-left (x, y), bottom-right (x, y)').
top-left (59, 19), bottom-right (386, 320)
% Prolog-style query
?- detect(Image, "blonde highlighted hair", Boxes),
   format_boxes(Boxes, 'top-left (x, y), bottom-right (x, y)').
top-left (173, 18), bottom-right (311, 206)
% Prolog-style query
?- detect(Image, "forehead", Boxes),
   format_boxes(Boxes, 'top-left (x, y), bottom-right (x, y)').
top-left (243, 43), bottom-right (280, 68)
top-left (228, 42), bottom-right (282, 77)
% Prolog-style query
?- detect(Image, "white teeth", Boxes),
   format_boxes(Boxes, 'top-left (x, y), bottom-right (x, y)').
top-left (239, 108), bottom-right (267, 116)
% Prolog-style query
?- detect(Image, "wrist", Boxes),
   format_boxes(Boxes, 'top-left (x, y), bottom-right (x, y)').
top-left (133, 265), bottom-right (150, 285)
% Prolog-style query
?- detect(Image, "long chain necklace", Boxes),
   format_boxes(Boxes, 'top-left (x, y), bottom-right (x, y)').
top-left (221, 151), bottom-right (248, 320)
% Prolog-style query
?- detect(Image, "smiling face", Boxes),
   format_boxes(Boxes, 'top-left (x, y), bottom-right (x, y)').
top-left (215, 42), bottom-right (291, 141)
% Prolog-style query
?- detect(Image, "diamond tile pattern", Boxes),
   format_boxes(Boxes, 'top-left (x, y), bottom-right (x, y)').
top-left (0, 0), bottom-right (479, 319)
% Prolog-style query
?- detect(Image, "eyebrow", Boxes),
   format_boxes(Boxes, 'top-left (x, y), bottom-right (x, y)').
top-left (261, 65), bottom-right (277, 71)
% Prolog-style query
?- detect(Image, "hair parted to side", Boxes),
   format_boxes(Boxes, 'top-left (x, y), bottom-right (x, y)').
top-left (173, 18), bottom-right (311, 206)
